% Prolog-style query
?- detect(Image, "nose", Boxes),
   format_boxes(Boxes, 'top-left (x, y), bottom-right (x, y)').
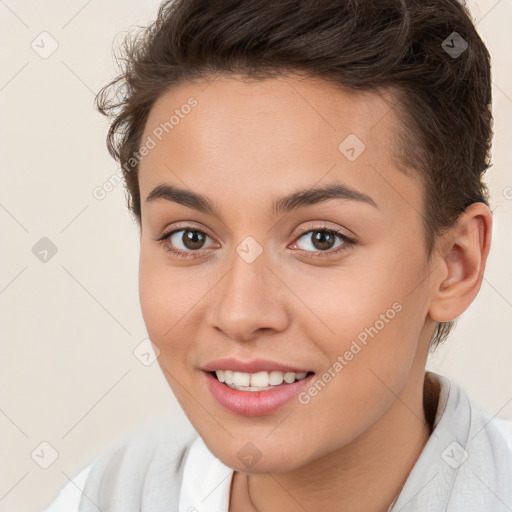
top-left (208, 247), bottom-right (290, 342)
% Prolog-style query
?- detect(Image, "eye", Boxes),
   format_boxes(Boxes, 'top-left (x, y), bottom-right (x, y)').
top-left (291, 226), bottom-right (355, 258)
top-left (156, 224), bottom-right (355, 260)
top-left (156, 227), bottom-right (217, 259)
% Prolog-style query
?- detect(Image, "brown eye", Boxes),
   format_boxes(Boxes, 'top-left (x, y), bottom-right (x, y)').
top-left (309, 230), bottom-right (338, 251)
top-left (180, 229), bottom-right (207, 250)
top-left (157, 227), bottom-right (216, 258)
top-left (291, 227), bottom-right (355, 259)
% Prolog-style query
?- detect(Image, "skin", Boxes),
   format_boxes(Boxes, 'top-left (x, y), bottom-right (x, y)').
top-left (137, 73), bottom-right (492, 512)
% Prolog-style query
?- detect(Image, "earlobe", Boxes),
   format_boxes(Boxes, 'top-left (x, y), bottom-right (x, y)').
top-left (429, 202), bottom-right (492, 323)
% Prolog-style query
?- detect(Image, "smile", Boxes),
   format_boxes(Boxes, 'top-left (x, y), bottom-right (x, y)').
top-left (204, 369), bottom-right (316, 416)
top-left (213, 369), bottom-right (310, 391)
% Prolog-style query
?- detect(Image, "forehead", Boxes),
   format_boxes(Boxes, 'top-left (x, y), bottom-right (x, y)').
top-left (138, 74), bottom-right (422, 221)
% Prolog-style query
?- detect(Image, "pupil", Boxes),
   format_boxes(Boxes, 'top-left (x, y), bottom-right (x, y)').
top-left (312, 230), bottom-right (335, 251)
top-left (183, 230), bottom-right (205, 250)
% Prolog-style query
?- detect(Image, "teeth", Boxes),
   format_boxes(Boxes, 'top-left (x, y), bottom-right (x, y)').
top-left (269, 371), bottom-right (283, 385)
top-left (214, 369), bottom-right (309, 390)
top-left (284, 372), bottom-right (296, 384)
top-left (233, 371), bottom-right (250, 386)
top-left (250, 371), bottom-right (269, 387)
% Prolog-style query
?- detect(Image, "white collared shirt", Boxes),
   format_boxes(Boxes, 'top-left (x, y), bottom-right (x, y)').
top-left (44, 372), bottom-right (512, 512)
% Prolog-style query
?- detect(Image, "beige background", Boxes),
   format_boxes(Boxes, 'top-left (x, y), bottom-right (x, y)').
top-left (1, 1), bottom-right (511, 511)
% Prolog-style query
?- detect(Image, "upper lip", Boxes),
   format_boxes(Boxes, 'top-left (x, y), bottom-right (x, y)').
top-left (202, 358), bottom-right (313, 374)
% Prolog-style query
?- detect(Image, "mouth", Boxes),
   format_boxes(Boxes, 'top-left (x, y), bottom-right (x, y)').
top-left (204, 369), bottom-right (316, 416)
top-left (209, 369), bottom-right (315, 391)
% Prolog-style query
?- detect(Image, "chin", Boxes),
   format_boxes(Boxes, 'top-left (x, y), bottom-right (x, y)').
top-left (200, 433), bottom-right (317, 474)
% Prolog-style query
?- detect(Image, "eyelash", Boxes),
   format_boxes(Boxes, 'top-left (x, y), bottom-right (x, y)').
top-left (156, 225), bottom-right (355, 260)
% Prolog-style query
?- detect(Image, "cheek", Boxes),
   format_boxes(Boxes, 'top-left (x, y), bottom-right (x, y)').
top-left (138, 248), bottom-right (210, 367)
top-left (138, 256), bottom-right (167, 336)
top-left (289, 260), bottom-right (408, 343)
top-left (138, 250), bottom-right (187, 352)
top-left (292, 247), bottom-right (426, 381)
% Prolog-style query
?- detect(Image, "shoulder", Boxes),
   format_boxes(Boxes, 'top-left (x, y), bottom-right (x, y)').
top-left (451, 380), bottom-right (512, 508)
top-left (42, 421), bottom-right (198, 512)
top-left (391, 373), bottom-right (512, 511)
top-left (488, 415), bottom-right (512, 450)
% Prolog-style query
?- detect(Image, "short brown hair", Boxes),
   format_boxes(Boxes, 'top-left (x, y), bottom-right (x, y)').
top-left (95, 0), bottom-right (493, 350)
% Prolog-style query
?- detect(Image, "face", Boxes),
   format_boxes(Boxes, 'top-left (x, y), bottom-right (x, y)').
top-left (138, 74), bottom-right (436, 473)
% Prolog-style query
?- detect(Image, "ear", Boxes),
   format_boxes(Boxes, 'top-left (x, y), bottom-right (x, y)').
top-left (428, 202), bottom-right (492, 323)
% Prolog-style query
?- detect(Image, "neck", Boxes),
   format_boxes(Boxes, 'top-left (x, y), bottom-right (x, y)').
top-left (230, 369), bottom-right (438, 512)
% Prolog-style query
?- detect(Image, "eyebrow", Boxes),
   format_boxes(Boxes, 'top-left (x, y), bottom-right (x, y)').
top-left (145, 181), bottom-right (378, 217)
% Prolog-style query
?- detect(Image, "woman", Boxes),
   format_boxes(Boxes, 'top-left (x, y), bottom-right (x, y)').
top-left (45, 0), bottom-right (512, 510)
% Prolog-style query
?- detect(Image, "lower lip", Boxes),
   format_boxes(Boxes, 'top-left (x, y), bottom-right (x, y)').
top-left (204, 371), bottom-right (315, 417)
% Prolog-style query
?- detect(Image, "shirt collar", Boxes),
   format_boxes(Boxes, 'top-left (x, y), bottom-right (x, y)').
top-left (179, 432), bottom-right (234, 512)
top-left (391, 371), bottom-right (512, 511)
